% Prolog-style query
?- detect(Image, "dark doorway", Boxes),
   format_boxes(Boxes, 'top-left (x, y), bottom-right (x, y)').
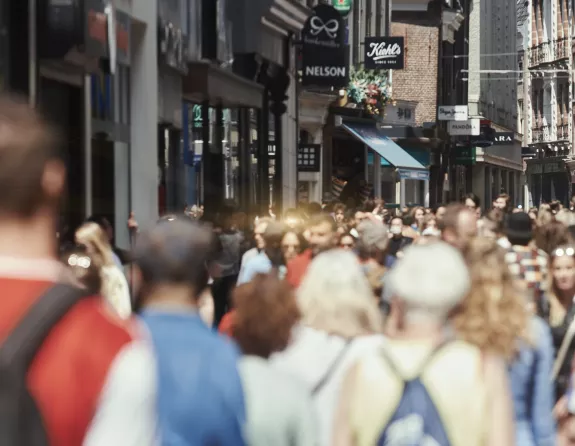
top-left (38, 77), bottom-right (84, 238)
top-left (91, 136), bottom-right (115, 221)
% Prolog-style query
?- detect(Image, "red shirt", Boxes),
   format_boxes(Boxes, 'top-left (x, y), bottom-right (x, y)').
top-left (0, 278), bottom-right (136, 446)
top-left (285, 249), bottom-right (314, 288)
top-left (218, 310), bottom-right (236, 338)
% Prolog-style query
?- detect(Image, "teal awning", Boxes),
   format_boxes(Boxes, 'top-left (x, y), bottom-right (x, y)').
top-left (342, 123), bottom-right (426, 170)
top-left (369, 148), bottom-right (430, 167)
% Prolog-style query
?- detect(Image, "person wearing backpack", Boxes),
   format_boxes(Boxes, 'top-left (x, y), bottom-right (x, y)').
top-left (0, 96), bottom-right (157, 446)
top-left (334, 242), bottom-right (515, 446)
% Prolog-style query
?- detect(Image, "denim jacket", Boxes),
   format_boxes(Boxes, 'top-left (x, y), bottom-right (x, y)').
top-left (508, 317), bottom-right (556, 446)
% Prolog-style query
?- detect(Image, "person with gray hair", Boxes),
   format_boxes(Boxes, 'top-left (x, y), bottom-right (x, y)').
top-left (334, 242), bottom-right (515, 446)
top-left (133, 218), bottom-right (248, 446)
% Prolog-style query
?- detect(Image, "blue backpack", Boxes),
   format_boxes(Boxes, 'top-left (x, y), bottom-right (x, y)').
top-left (377, 339), bottom-right (454, 446)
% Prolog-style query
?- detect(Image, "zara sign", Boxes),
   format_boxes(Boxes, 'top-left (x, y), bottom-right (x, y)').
top-left (493, 131), bottom-right (514, 145)
top-left (301, 4), bottom-right (349, 87)
top-left (364, 37), bottom-right (404, 70)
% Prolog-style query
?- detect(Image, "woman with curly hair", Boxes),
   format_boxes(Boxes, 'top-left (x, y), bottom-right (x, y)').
top-left (454, 237), bottom-right (556, 446)
top-left (232, 274), bottom-right (315, 446)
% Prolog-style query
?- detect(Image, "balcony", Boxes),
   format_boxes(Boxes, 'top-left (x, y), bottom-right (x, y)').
top-left (554, 38), bottom-right (569, 61)
top-left (532, 124), bottom-right (551, 143)
top-left (528, 41), bottom-right (553, 67)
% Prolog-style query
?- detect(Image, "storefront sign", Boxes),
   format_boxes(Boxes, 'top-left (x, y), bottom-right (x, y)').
top-left (493, 132), bottom-right (514, 145)
top-left (301, 4), bottom-right (349, 88)
top-left (454, 146), bottom-right (476, 165)
top-left (448, 119), bottom-right (480, 135)
top-left (384, 104), bottom-right (416, 125)
top-left (398, 169), bottom-right (429, 180)
top-left (438, 105), bottom-right (468, 121)
top-left (115, 10), bottom-right (131, 65)
top-left (364, 37), bottom-right (404, 70)
top-left (85, 0), bottom-right (108, 60)
top-left (159, 20), bottom-right (188, 74)
top-left (298, 144), bottom-right (321, 172)
top-left (332, 0), bottom-right (353, 16)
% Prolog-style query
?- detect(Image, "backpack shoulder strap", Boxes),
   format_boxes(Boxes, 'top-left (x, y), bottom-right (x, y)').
top-left (311, 339), bottom-right (353, 396)
top-left (379, 337), bottom-right (456, 381)
top-left (0, 284), bottom-right (86, 369)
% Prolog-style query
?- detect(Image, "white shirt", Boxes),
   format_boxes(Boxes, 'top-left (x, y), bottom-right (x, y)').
top-left (270, 325), bottom-right (386, 446)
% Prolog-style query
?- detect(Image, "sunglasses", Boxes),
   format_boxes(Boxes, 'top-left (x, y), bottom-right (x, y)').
top-left (66, 254), bottom-right (92, 269)
top-left (553, 247), bottom-right (575, 257)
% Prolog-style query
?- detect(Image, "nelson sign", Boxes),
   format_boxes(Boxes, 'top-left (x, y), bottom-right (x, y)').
top-left (301, 4), bottom-right (349, 88)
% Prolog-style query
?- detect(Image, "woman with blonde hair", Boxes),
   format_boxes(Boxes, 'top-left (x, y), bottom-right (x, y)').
top-left (455, 237), bottom-right (556, 446)
top-left (75, 222), bottom-right (131, 319)
top-left (271, 250), bottom-right (384, 446)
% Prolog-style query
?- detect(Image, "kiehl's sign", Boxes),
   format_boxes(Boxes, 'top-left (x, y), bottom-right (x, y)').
top-left (301, 4), bottom-right (349, 88)
top-left (364, 37), bottom-right (404, 70)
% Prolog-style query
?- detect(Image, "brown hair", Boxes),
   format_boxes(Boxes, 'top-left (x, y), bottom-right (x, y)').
top-left (438, 203), bottom-right (468, 232)
top-left (0, 94), bottom-right (61, 217)
top-left (60, 246), bottom-right (102, 294)
top-left (453, 238), bottom-right (530, 360)
top-left (232, 274), bottom-right (300, 358)
top-left (534, 220), bottom-right (570, 255)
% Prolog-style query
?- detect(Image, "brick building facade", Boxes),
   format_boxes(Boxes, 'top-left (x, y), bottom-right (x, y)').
top-left (391, 20), bottom-right (439, 125)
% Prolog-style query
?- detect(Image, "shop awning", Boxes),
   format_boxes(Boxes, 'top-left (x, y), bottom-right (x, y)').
top-left (342, 123), bottom-right (426, 170)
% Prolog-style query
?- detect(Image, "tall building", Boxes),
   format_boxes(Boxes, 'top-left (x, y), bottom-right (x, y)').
top-left (523, 0), bottom-right (572, 206)
top-left (465, 0), bottom-right (523, 208)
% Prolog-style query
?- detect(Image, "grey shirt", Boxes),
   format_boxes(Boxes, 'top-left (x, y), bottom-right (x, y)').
top-left (239, 356), bottom-right (317, 446)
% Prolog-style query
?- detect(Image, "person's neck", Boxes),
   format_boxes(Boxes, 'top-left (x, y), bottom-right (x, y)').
top-left (143, 284), bottom-right (199, 312)
top-left (0, 215), bottom-right (56, 260)
top-left (386, 322), bottom-right (444, 341)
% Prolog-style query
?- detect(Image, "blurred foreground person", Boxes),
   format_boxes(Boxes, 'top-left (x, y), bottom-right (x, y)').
top-left (457, 238), bottom-right (556, 446)
top-left (233, 275), bottom-right (316, 446)
top-left (272, 250), bottom-right (384, 446)
top-left (133, 219), bottom-right (246, 445)
top-left (75, 222), bottom-right (132, 319)
top-left (334, 242), bottom-right (514, 446)
top-left (0, 95), bottom-right (156, 446)
top-left (440, 203), bottom-right (477, 251)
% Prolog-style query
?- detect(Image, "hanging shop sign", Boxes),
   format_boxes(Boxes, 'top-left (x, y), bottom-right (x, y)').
top-left (493, 131), bottom-right (515, 145)
top-left (332, 0), bottom-right (352, 16)
top-left (297, 144), bottom-right (321, 172)
top-left (301, 4), bottom-right (349, 88)
top-left (448, 119), bottom-right (480, 136)
top-left (437, 105), bottom-right (468, 121)
top-left (364, 37), bottom-right (404, 70)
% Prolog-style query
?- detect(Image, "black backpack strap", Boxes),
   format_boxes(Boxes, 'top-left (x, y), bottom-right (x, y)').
top-left (312, 339), bottom-right (353, 396)
top-left (0, 284), bottom-right (86, 369)
top-left (379, 337), bottom-right (456, 381)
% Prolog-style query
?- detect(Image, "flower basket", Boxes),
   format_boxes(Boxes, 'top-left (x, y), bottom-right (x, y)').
top-left (346, 68), bottom-right (393, 116)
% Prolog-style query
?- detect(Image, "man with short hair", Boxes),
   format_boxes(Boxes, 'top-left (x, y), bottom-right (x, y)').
top-left (134, 219), bottom-right (246, 445)
top-left (440, 203), bottom-right (477, 251)
top-left (237, 221), bottom-right (288, 284)
top-left (286, 214), bottom-right (338, 288)
top-left (0, 95), bottom-right (156, 445)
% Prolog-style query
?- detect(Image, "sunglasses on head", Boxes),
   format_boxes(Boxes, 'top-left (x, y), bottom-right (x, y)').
top-left (553, 247), bottom-right (575, 257)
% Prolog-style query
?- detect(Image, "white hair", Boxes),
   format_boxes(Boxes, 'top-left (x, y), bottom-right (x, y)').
top-left (556, 209), bottom-right (575, 227)
top-left (386, 242), bottom-right (470, 324)
top-left (297, 250), bottom-right (383, 337)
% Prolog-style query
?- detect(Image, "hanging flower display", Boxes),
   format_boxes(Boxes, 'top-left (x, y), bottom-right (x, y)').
top-left (346, 68), bottom-right (393, 116)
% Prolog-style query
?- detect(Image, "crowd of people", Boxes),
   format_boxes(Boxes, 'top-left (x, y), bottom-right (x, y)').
top-left (2, 94), bottom-right (575, 446)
